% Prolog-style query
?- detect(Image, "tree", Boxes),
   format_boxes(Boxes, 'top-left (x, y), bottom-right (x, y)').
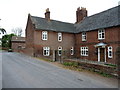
top-left (11, 27), bottom-right (22, 37)
top-left (2, 34), bottom-right (16, 49)
top-left (0, 28), bottom-right (6, 34)
top-left (0, 18), bottom-right (6, 34)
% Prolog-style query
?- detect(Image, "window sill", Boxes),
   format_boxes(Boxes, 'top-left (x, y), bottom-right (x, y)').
top-left (108, 57), bottom-right (112, 59)
top-left (81, 55), bottom-right (88, 57)
top-left (42, 39), bottom-right (47, 41)
top-left (98, 38), bottom-right (105, 40)
top-left (82, 40), bottom-right (87, 42)
top-left (43, 55), bottom-right (50, 56)
top-left (58, 41), bottom-right (62, 42)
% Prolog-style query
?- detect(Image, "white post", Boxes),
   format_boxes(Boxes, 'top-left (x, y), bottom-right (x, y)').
top-left (105, 48), bottom-right (106, 63)
top-left (98, 48), bottom-right (100, 62)
top-left (53, 50), bottom-right (55, 62)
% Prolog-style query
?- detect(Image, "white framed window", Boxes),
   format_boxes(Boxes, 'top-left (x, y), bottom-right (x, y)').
top-left (58, 46), bottom-right (62, 56)
top-left (42, 31), bottom-right (48, 40)
top-left (43, 47), bottom-right (50, 56)
top-left (82, 32), bottom-right (87, 41)
top-left (81, 47), bottom-right (88, 56)
top-left (98, 29), bottom-right (105, 40)
top-left (108, 46), bottom-right (113, 58)
top-left (70, 47), bottom-right (74, 55)
top-left (58, 32), bottom-right (62, 42)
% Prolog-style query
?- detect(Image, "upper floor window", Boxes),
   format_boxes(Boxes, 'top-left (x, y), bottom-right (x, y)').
top-left (81, 47), bottom-right (88, 56)
top-left (43, 47), bottom-right (50, 56)
top-left (70, 47), bottom-right (74, 55)
top-left (108, 46), bottom-right (113, 58)
top-left (58, 33), bottom-right (62, 42)
top-left (98, 29), bottom-right (105, 40)
top-left (58, 46), bottom-right (62, 56)
top-left (82, 32), bottom-right (87, 41)
top-left (42, 31), bottom-right (48, 40)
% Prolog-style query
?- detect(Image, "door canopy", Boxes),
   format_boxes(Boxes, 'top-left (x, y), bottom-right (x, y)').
top-left (94, 42), bottom-right (107, 48)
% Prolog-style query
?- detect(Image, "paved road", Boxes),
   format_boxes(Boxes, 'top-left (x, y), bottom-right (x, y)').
top-left (0, 51), bottom-right (2, 89)
top-left (2, 51), bottom-right (118, 88)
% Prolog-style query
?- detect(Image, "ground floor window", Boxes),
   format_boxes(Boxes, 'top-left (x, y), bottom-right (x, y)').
top-left (18, 45), bottom-right (22, 49)
top-left (108, 46), bottom-right (113, 58)
top-left (43, 47), bottom-right (50, 56)
top-left (58, 46), bottom-right (62, 56)
top-left (81, 47), bottom-right (88, 56)
top-left (70, 47), bottom-right (74, 55)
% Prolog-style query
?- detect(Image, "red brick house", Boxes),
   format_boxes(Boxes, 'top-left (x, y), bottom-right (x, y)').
top-left (74, 6), bottom-right (120, 64)
top-left (11, 36), bottom-right (26, 52)
top-left (25, 8), bottom-right (75, 60)
top-left (25, 6), bottom-right (120, 64)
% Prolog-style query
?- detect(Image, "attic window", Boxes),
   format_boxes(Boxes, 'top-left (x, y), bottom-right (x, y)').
top-left (58, 33), bottom-right (62, 42)
top-left (82, 32), bottom-right (87, 41)
top-left (98, 29), bottom-right (105, 40)
top-left (42, 31), bottom-right (48, 40)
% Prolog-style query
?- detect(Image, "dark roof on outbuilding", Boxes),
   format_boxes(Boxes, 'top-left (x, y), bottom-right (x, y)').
top-left (30, 16), bottom-right (76, 33)
top-left (74, 5), bottom-right (120, 33)
top-left (11, 36), bottom-right (25, 42)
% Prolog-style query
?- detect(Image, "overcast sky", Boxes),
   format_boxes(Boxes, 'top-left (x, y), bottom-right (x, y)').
top-left (0, 0), bottom-right (119, 36)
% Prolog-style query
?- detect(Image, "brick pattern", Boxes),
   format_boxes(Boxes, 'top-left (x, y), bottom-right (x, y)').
top-left (12, 42), bottom-right (26, 52)
top-left (75, 27), bottom-right (120, 64)
top-left (33, 30), bottom-right (75, 59)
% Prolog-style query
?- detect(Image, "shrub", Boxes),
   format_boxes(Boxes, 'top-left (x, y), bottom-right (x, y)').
top-left (63, 62), bottom-right (78, 67)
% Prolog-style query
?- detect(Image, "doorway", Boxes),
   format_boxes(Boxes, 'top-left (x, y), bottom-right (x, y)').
top-left (98, 48), bottom-right (106, 62)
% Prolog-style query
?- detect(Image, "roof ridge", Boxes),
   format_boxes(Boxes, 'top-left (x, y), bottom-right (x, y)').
top-left (31, 15), bottom-right (74, 25)
top-left (75, 5), bottom-right (119, 33)
top-left (87, 5), bottom-right (118, 18)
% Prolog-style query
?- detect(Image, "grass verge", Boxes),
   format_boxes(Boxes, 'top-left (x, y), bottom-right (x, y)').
top-left (36, 57), bottom-right (114, 78)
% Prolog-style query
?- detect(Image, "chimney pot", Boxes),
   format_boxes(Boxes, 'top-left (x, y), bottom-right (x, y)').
top-left (45, 8), bottom-right (50, 21)
top-left (76, 7), bottom-right (87, 23)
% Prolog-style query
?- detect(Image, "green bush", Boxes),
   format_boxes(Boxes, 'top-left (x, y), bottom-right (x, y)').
top-left (105, 63), bottom-right (117, 67)
top-left (63, 62), bottom-right (78, 67)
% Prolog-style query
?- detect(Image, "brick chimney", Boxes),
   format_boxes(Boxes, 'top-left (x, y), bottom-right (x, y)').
top-left (45, 8), bottom-right (50, 21)
top-left (76, 7), bottom-right (87, 23)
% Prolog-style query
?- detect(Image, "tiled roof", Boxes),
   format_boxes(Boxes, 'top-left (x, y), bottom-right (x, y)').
top-left (74, 5), bottom-right (120, 33)
top-left (29, 5), bottom-right (120, 33)
top-left (30, 16), bottom-right (76, 33)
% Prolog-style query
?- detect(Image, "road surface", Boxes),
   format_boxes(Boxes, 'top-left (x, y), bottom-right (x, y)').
top-left (0, 51), bottom-right (2, 89)
top-left (2, 51), bottom-right (118, 88)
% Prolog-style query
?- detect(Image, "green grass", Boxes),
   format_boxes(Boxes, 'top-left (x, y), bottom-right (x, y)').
top-left (104, 63), bottom-right (117, 67)
top-left (63, 62), bottom-right (78, 67)
top-left (63, 62), bottom-right (113, 78)
top-left (36, 57), bottom-right (52, 62)
top-left (96, 71), bottom-right (113, 77)
top-left (35, 58), bottom-right (114, 78)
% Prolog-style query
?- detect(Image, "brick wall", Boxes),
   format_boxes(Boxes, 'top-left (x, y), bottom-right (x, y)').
top-left (25, 14), bottom-right (35, 55)
top-left (33, 30), bottom-right (75, 59)
top-left (12, 42), bottom-right (26, 52)
top-left (75, 27), bottom-right (120, 64)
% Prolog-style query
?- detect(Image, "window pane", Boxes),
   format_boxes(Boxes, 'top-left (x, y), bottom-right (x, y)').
top-left (82, 32), bottom-right (86, 41)
top-left (58, 33), bottom-right (62, 41)
top-left (44, 50), bottom-right (46, 55)
top-left (98, 29), bottom-right (105, 39)
top-left (102, 33), bottom-right (104, 38)
top-left (70, 47), bottom-right (74, 55)
top-left (42, 31), bottom-right (47, 40)
top-left (108, 46), bottom-right (112, 58)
